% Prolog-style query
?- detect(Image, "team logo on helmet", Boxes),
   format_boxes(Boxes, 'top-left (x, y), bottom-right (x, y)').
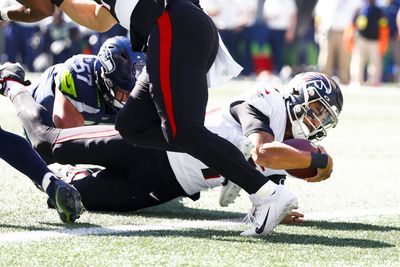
top-left (98, 47), bottom-right (116, 74)
top-left (305, 73), bottom-right (332, 94)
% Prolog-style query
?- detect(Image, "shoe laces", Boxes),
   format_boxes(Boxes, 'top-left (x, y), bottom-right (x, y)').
top-left (242, 194), bottom-right (263, 225)
top-left (243, 205), bottom-right (257, 225)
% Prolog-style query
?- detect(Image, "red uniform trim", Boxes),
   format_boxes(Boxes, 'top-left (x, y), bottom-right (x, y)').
top-left (157, 11), bottom-right (177, 138)
top-left (204, 175), bottom-right (221, 180)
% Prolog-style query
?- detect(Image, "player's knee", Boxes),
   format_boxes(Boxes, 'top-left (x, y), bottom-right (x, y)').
top-left (172, 125), bottom-right (206, 147)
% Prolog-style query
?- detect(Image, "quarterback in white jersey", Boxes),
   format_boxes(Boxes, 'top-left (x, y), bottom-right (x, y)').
top-left (168, 87), bottom-right (288, 196)
top-left (168, 71), bottom-right (343, 203)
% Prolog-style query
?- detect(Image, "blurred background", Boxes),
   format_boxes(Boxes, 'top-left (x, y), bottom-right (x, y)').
top-left (1, 0), bottom-right (400, 86)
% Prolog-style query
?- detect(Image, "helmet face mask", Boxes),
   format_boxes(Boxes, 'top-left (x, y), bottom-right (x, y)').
top-left (95, 36), bottom-right (146, 110)
top-left (285, 72), bottom-right (343, 141)
top-left (98, 67), bottom-right (129, 110)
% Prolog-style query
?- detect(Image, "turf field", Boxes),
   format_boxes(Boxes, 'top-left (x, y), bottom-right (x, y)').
top-left (0, 76), bottom-right (400, 266)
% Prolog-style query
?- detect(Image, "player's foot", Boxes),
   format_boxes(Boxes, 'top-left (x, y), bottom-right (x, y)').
top-left (47, 179), bottom-right (84, 224)
top-left (0, 62), bottom-right (30, 95)
top-left (219, 178), bottom-right (242, 207)
top-left (48, 163), bottom-right (102, 183)
top-left (241, 184), bottom-right (298, 236)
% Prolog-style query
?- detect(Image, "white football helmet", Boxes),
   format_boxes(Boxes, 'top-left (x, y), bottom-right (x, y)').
top-left (284, 72), bottom-right (343, 140)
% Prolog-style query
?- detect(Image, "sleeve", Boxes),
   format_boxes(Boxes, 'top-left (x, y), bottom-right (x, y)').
top-left (229, 100), bottom-right (275, 137)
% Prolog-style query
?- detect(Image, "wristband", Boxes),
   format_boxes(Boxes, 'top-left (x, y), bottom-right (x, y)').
top-left (51, 0), bottom-right (65, 7)
top-left (0, 10), bottom-right (10, 21)
top-left (310, 153), bottom-right (328, 169)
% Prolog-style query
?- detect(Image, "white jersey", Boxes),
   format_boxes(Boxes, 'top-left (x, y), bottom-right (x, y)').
top-left (167, 87), bottom-right (288, 195)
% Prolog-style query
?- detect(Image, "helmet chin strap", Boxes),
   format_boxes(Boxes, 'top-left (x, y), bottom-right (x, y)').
top-left (112, 99), bottom-right (124, 109)
top-left (291, 119), bottom-right (310, 140)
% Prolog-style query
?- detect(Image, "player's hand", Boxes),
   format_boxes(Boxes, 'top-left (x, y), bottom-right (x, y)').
top-left (305, 146), bottom-right (333, 183)
top-left (280, 211), bottom-right (304, 225)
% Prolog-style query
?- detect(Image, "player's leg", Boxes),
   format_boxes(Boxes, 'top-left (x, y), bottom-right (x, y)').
top-left (4, 75), bottom-right (130, 168)
top-left (146, 3), bottom-right (267, 194)
top-left (117, 1), bottom-right (261, 192)
top-left (160, 3), bottom-right (297, 236)
top-left (51, 149), bottom-right (189, 212)
top-left (0, 127), bottom-right (83, 223)
top-left (52, 129), bottom-right (151, 169)
top-left (116, 69), bottom-right (181, 152)
top-left (117, 2), bottom-right (298, 236)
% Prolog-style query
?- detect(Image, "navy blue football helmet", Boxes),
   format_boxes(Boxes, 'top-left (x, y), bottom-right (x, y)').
top-left (285, 72), bottom-right (343, 140)
top-left (95, 36), bottom-right (146, 110)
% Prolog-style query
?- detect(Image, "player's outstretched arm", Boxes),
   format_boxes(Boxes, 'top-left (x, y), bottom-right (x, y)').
top-left (249, 131), bottom-right (313, 170)
top-left (0, 0), bottom-right (54, 22)
top-left (58, 0), bottom-right (117, 32)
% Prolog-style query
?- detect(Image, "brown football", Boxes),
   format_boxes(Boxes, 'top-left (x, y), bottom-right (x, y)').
top-left (283, 139), bottom-right (321, 179)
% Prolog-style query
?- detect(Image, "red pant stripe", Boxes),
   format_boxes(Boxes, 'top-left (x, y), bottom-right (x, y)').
top-left (157, 11), bottom-right (177, 138)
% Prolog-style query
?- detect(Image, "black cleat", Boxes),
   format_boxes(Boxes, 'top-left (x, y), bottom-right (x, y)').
top-left (48, 180), bottom-right (84, 223)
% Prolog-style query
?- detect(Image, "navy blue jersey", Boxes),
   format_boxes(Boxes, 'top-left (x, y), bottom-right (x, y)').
top-left (28, 54), bottom-right (116, 124)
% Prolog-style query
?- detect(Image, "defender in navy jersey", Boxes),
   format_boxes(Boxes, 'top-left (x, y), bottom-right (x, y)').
top-left (0, 62), bottom-right (83, 223)
top-left (5, 62), bottom-right (342, 229)
top-left (28, 36), bottom-right (145, 127)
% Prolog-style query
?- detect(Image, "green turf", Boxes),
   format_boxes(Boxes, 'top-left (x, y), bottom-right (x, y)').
top-left (0, 78), bottom-right (400, 266)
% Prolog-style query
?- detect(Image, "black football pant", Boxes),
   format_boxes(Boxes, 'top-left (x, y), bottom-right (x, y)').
top-left (10, 89), bottom-right (191, 211)
top-left (116, 0), bottom-right (267, 194)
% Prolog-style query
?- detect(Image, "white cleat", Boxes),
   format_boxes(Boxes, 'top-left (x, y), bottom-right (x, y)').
top-left (219, 179), bottom-right (242, 207)
top-left (241, 184), bottom-right (298, 236)
top-left (48, 163), bottom-right (102, 183)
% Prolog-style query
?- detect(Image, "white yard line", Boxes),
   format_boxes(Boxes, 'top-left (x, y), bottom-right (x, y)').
top-left (0, 220), bottom-right (242, 244)
top-left (1, 207), bottom-right (400, 244)
top-left (305, 207), bottom-right (400, 220)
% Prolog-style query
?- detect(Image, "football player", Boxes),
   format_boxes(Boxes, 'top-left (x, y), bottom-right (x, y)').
top-left (2, 0), bottom-right (301, 236)
top-left (3, 61), bottom-right (342, 233)
top-left (219, 72), bottom-right (344, 206)
top-left (0, 62), bottom-right (83, 223)
top-left (27, 36), bottom-right (145, 128)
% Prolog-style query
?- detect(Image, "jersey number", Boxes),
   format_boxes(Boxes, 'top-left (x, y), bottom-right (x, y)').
top-left (72, 60), bottom-right (93, 86)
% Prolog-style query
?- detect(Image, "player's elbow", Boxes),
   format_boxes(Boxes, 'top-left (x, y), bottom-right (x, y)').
top-left (96, 24), bottom-right (114, 32)
top-left (83, 18), bottom-right (114, 32)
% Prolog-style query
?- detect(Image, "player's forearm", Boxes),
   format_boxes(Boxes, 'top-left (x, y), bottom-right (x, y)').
top-left (1, 5), bottom-right (51, 22)
top-left (17, 0), bottom-right (55, 15)
top-left (59, 0), bottom-right (117, 32)
top-left (252, 141), bottom-right (312, 170)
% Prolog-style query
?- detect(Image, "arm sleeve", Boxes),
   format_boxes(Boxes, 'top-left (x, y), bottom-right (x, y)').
top-left (229, 100), bottom-right (275, 137)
